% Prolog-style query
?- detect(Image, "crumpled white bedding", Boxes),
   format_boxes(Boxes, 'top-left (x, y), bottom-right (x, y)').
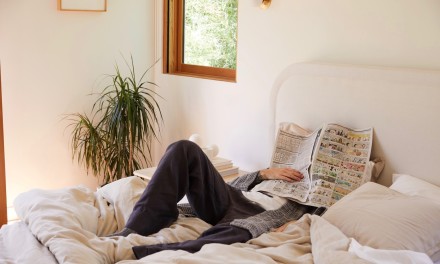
top-left (1, 176), bottom-right (433, 264)
top-left (0, 221), bottom-right (57, 264)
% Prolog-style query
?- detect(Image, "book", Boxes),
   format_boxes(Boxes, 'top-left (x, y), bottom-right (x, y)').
top-left (211, 157), bottom-right (233, 167)
top-left (218, 166), bottom-right (239, 177)
top-left (214, 163), bottom-right (235, 171)
top-left (210, 156), bottom-right (239, 176)
top-left (252, 122), bottom-right (373, 208)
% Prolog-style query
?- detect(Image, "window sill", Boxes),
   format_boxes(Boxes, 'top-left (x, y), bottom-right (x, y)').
top-left (164, 71), bottom-right (237, 83)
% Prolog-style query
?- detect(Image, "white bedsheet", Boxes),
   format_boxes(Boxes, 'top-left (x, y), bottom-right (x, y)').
top-left (0, 221), bottom-right (57, 264)
top-left (3, 176), bottom-right (432, 264)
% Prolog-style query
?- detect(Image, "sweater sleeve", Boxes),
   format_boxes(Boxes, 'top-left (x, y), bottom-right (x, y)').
top-left (177, 203), bottom-right (197, 217)
top-left (230, 201), bottom-right (315, 238)
top-left (227, 171), bottom-right (263, 191)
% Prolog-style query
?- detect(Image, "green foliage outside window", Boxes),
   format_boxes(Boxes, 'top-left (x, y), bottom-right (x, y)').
top-left (184, 0), bottom-right (238, 70)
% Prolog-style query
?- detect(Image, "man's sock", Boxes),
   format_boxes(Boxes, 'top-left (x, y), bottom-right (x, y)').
top-left (106, 227), bottom-right (136, 237)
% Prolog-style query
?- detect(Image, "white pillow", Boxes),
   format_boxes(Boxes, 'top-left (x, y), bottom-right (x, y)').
top-left (97, 176), bottom-right (147, 229)
top-left (390, 174), bottom-right (440, 204)
top-left (323, 182), bottom-right (440, 262)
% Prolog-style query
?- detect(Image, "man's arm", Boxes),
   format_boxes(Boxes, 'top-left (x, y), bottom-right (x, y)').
top-left (179, 168), bottom-right (305, 217)
top-left (227, 171), bottom-right (261, 191)
top-left (228, 168), bottom-right (303, 191)
top-left (259, 168), bottom-right (303, 182)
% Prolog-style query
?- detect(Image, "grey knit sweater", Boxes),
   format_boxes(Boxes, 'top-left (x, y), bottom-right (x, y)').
top-left (177, 171), bottom-right (318, 238)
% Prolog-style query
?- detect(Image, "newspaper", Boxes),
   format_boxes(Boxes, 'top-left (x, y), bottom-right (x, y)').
top-left (253, 123), bottom-right (373, 207)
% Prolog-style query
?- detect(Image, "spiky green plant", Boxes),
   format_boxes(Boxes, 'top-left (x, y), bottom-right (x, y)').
top-left (67, 57), bottom-right (163, 184)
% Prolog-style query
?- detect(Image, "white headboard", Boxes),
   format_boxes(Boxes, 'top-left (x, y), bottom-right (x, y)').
top-left (271, 63), bottom-right (440, 186)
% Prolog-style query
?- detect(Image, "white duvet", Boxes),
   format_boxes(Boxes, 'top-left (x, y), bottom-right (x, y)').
top-left (3, 176), bottom-right (432, 264)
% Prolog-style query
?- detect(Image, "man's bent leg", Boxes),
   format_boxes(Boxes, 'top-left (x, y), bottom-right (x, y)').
top-left (132, 187), bottom-right (265, 258)
top-left (132, 224), bottom-right (251, 259)
top-left (126, 140), bottom-right (231, 236)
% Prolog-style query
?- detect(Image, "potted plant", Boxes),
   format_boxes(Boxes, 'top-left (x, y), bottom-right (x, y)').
top-left (67, 57), bottom-right (163, 184)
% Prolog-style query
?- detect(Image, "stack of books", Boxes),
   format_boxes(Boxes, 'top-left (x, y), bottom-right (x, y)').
top-left (211, 157), bottom-right (239, 177)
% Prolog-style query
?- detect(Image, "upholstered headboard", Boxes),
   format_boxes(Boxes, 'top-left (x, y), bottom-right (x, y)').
top-left (271, 63), bottom-right (440, 186)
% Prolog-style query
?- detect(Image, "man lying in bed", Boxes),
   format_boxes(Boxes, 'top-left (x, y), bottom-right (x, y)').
top-left (109, 140), bottom-right (325, 259)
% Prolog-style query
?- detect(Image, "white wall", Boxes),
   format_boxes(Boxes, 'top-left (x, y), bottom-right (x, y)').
top-left (0, 0), bottom-right (156, 212)
top-left (154, 0), bottom-right (440, 173)
top-left (2, 0), bottom-right (440, 216)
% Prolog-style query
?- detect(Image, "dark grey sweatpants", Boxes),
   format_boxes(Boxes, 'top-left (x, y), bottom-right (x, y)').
top-left (126, 140), bottom-right (265, 259)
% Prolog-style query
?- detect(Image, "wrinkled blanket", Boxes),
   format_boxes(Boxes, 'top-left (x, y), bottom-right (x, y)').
top-left (10, 176), bottom-right (432, 264)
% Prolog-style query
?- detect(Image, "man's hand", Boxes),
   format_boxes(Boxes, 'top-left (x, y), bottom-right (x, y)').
top-left (259, 168), bottom-right (303, 182)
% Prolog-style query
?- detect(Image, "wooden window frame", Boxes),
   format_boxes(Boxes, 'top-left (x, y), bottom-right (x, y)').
top-left (163, 0), bottom-right (237, 82)
top-left (0, 65), bottom-right (6, 226)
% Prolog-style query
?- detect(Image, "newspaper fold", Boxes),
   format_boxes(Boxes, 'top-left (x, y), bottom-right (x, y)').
top-left (253, 123), bottom-right (373, 207)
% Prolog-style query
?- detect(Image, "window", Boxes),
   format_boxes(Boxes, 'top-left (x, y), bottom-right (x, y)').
top-left (0, 66), bottom-right (6, 225)
top-left (163, 0), bottom-right (238, 82)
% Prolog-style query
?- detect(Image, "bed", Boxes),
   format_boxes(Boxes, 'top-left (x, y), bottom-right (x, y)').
top-left (2, 63), bottom-right (440, 264)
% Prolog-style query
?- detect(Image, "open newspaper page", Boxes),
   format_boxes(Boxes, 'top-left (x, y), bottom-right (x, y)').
top-left (252, 128), bottom-right (320, 203)
top-left (307, 124), bottom-right (373, 207)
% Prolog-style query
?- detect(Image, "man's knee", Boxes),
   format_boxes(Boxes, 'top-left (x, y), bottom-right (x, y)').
top-left (167, 140), bottom-right (201, 153)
